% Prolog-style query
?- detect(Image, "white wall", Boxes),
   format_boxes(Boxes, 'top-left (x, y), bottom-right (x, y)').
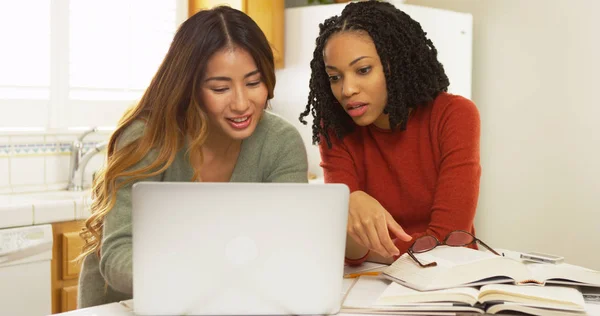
top-left (404, 0), bottom-right (600, 269)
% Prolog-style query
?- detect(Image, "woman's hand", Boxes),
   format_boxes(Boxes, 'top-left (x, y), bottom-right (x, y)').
top-left (347, 190), bottom-right (412, 258)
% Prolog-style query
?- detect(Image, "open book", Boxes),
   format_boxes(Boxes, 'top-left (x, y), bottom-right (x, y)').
top-left (377, 282), bottom-right (586, 315)
top-left (342, 275), bottom-right (487, 314)
top-left (382, 246), bottom-right (600, 291)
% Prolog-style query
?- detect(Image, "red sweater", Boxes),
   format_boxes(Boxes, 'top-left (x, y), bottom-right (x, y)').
top-left (319, 93), bottom-right (481, 265)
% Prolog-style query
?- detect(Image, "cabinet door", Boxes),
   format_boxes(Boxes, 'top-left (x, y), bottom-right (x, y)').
top-left (51, 220), bottom-right (85, 314)
top-left (187, 0), bottom-right (285, 69)
top-left (62, 231), bottom-right (85, 280)
top-left (188, 0), bottom-right (244, 15)
top-left (61, 285), bottom-right (78, 312)
top-left (244, 0), bottom-right (285, 69)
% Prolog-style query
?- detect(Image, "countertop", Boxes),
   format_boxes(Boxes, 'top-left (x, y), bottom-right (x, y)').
top-left (0, 189), bottom-right (92, 229)
top-left (0, 178), bottom-right (325, 229)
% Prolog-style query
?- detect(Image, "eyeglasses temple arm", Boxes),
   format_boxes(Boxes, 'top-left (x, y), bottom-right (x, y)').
top-left (477, 239), bottom-right (500, 256)
top-left (408, 250), bottom-right (438, 268)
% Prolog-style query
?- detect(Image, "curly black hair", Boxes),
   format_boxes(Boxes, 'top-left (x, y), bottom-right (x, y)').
top-left (299, 0), bottom-right (450, 148)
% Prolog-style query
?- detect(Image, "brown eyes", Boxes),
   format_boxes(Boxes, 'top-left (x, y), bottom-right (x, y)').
top-left (210, 81), bottom-right (261, 93)
top-left (358, 66), bottom-right (372, 75)
top-left (328, 66), bottom-right (372, 83)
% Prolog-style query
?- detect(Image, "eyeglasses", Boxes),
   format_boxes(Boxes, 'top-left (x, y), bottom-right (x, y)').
top-left (407, 230), bottom-right (500, 268)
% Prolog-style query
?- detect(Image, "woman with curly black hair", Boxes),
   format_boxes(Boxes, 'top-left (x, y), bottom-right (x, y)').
top-left (299, 0), bottom-right (481, 265)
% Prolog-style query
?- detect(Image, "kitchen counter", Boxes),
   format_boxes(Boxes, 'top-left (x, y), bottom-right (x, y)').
top-left (0, 179), bottom-right (325, 229)
top-left (0, 190), bottom-right (92, 229)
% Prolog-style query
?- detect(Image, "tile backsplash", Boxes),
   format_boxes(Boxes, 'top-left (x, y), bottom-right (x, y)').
top-left (0, 132), bottom-right (110, 194)
top-left (0, 157), bottom-right (9, 190)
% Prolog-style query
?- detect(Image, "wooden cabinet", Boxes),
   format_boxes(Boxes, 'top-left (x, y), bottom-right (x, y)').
top-left (62, 231), bottom-right (85, 280)
top-left (51, 220), bottom-right (85, 314)
top-left (188, 0), bottom-right (285, 69)
top-left (61, 286), bottom-right (78, 312)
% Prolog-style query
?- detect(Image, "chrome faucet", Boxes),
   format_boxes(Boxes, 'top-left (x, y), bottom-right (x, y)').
top-left (67, 127), bottom-right (108, 191)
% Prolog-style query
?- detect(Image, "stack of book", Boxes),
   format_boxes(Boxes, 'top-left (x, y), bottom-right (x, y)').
top-left (341, 247), bottom-right (600, 315)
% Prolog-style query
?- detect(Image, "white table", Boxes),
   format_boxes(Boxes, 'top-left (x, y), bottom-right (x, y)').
top-left (52, 262), bottom-right (600, 316)
top-left (53, 302), bottom-right (132, 316)
top-left (54, 277), bottom-right (360, 316)
top-left (51, 300), bottom-right (600, 316)
top-left (52, 284), bottom-right (600, 316)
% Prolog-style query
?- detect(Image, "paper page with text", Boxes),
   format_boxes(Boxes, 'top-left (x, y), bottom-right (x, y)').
top-left (486, 302), bottom-right (586, 316)
top-left (383, 247), bottom-right (530, 291)
top-left (479, 284), bottom-right (585, 311)
top-left (342, 275), bottom-right (485, 314)
top-left (376, 282), bottom-right (480, 306)
top-left (343, 276), bottom-right (392, 309)
top-left (527, 262), bottom-right (600, 287)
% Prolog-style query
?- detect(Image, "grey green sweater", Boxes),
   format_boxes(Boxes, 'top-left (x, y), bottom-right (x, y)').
top-left (77, 112), bottom-right (308, 308)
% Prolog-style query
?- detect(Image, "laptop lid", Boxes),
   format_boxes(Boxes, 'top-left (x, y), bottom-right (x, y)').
top-left (131, 182), bottom-right (349, 315)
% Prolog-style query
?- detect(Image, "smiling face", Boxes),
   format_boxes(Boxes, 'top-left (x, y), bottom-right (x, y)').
top-left (323, 31), bottom-right (390, 129)
top-left (201, 46), bottom-right (268, 141)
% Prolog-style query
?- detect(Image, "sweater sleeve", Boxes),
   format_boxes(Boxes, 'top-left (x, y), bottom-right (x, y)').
top-left (394, 97), bottom-right (482, 256)
top-left (319, 133), bottom-right (360, 193)
top-left (263, 117), bottom-right (309, 183)
top-left (99, 122), bottom-right (163, 294)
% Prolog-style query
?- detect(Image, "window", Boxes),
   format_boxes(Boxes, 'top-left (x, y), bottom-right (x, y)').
top-left (0, 2), bottom-right (51, 128)
top-left (0, 1), bottom-right (187, 129)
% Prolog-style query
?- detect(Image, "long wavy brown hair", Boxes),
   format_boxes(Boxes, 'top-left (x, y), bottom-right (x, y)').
top-left (79, 6), bottom-right (275, 260)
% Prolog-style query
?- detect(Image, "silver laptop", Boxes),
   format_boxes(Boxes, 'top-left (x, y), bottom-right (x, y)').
top-left (131, 182), bottom-right (349, 315)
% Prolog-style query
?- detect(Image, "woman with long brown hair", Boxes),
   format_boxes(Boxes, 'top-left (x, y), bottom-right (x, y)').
top-left (77, 6), bottom-right (308, 308)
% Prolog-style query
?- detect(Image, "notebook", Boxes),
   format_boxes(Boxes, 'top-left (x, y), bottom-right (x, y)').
top-left (377, 282), bottom-right (586, 315)
top-left (344, 275), bottom-right (588, 316)
top-left (342, 276), bottom-right (486, 314)
top-left (382, 246), bottom-right (600, 292)
top-left (131, 182), bottom-right (349, 315)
